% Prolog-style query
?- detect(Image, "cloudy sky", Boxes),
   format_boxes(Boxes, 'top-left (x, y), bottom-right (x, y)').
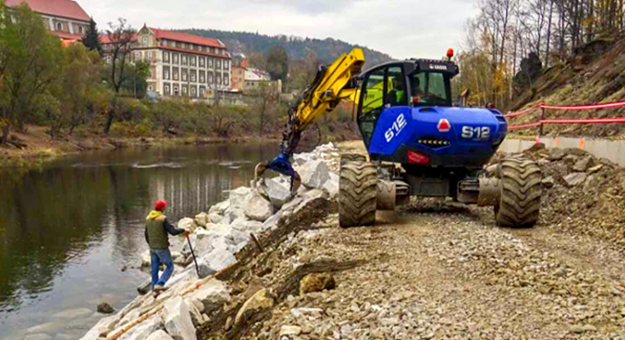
top-left (79, 0), bottom-right (479, 59)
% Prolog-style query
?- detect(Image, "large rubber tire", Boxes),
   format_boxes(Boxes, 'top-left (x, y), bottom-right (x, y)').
top-left (340, 153), bottom-right (367, 166)
top-left (495, 158), bottom-right (542, 228)
top-left (339, 161), bottom-right (377, 228)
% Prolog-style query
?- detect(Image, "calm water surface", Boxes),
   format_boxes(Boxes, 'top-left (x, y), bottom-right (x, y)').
top-left (0, 143), bottom-right (278, 340)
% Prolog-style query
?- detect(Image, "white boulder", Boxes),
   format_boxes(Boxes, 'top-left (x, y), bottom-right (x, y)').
top-left (163, 296), bottom-right (196, 340)
top-left (118, 315), bottom-right (164, 340)
top-left (185, 279), bottom-right (230, 315)
top-left (194, 212), bottom-right (209, 227)
top-left (300, 160), bottom-right (331, 190)
top-left (322, 172), bottom-right (339, 199)
top-left (228, 187), bottom-right (252, 211)
top-left (141, 250), bottom-right (151, 267)
top-left (177, 218), bottom-right (196, 232)
top-left (244, 191), bottom-right (274, 222)
top-left (145, 330), bottom-right (174, 340)
top-left (209, 200), bottom-right (229, 215)
top-left (263, 178), bottom-right (291, 209)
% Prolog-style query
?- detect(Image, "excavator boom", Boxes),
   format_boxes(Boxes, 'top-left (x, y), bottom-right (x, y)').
top-left (255, 48), bottom-right (366, 191)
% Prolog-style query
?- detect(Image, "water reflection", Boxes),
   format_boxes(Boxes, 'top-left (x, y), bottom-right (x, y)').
top-left (0, 143), bottom-right (277, 339)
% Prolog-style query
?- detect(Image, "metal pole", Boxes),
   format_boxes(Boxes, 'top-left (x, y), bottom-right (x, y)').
top-left (185, 234), bottom-right (200, 277)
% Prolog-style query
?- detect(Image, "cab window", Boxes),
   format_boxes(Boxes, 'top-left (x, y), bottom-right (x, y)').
top-left (410, 72), bottom-right (450, 106)
top-left (358, 68), bottom-right (385, 146)
top-left (385, 66), bottom-right (408, 107)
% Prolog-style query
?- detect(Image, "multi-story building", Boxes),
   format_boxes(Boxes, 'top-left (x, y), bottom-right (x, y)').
top-left (5, 0), bottom-right (90, 42)
top-left (102, 25), bottom-right (232, 99)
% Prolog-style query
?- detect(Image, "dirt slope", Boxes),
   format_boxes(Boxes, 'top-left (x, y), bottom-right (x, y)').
top-left (510, 38), bottom-right (625, 138)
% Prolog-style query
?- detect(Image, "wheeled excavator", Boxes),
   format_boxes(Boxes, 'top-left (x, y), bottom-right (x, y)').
top-left (255, 48), bottom-right (542, 228)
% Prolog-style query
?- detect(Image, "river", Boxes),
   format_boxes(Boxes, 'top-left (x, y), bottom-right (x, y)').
top-left (0, 143), bottom-right (278, 340)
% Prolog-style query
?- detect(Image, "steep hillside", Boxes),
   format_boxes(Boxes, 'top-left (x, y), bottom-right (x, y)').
top-left (182, 29), bottom-right (392, 67)
top-left (510, 38), bottom-right (625, 138)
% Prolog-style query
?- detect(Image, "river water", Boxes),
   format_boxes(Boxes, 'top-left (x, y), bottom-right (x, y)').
top-left (0, 143), bottom-right (278, 340)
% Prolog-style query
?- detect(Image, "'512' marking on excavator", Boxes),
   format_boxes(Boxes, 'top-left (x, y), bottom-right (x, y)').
top-left (385, 114), bottom-right (407, 142)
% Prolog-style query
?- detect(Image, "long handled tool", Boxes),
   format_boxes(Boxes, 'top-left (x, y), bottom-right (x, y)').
top-left (185, 233), bottom-right (200, 277)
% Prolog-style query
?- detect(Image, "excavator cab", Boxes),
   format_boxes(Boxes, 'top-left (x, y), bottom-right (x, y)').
top-left (357, 59), bottom-right (458, 148)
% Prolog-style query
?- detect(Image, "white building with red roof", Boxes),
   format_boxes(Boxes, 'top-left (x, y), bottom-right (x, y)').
top-left (5, 0), bottom-right (90, 42)
top-left (102, 25), bottom-right (233, 98)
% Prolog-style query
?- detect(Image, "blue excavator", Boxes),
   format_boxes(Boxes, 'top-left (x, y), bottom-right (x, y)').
top-left (255, 48), bottom-right (542, 228)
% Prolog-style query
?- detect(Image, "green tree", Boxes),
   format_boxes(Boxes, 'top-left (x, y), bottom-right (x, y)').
top-left (265, 46), bottom-right (288, 85)
top-left (46, 44), bottom-right (106, 138)
top-left (0, 3), bottom-right (64, 144)
top-left (82, 18), bottom-right (103, 56)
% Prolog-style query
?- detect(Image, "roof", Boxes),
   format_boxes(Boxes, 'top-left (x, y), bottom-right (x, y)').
top-left (149, 28), bottom-right (224, 49)
top-left (6, 0), bottom-right (90, 21)
top-left (51, 30), bottom-right (84, 40)
top-left (100, 33), bottom-right (137, 44)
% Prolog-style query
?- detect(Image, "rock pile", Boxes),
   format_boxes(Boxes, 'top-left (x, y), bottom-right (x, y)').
top-left (80, 143), bottom-right (341, 340)
top-left (518, 145), bottom-right (625, 244)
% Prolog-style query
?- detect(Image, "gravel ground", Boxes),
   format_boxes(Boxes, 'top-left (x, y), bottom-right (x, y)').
top-left (200, 141), bottom-right (625, 340)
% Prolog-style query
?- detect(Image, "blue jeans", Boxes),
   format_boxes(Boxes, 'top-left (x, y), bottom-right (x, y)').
top-left (150, 248), bottom-right (174, 288)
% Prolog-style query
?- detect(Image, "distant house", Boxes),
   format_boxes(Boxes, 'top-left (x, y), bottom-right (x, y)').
top-left (231, 65), bottom-right (281, 93)
top-left (5, 0), bottom-right (90, 42)
top-left (101, 25), bottom-right (232, 99)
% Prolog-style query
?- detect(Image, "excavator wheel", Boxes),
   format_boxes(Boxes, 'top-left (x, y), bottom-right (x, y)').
top-left (494, 157), bottom-right (542, 228)
top-left (340, 153), bottom-right (367, 166)
top-left (339, 161), bottom-right (377, 228)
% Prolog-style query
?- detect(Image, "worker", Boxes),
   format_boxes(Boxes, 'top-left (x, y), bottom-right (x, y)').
top-left (145, 200), bottom-right (188, 292)
top-left (389, 77), bottom-right (406, 106)
top-left (411, 76), bottom-right (425, 104)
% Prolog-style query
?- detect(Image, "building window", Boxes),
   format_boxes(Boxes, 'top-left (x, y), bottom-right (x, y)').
top-left (173, 54), bottom-right (179, 64)
top-left (217, 76), bottom-right (222, 85)
top-left (106, 56), bottom-right (112, 63)
top-left (191, 57), bottom-right (196, 66)
top-left (182, 55), bottom-right (187, 65)
top-left (56, 22), bottom-right (63, 30)
top-left (181, 43), bottom-right (186, 49)
top-left (224, 60), bottom-right (229, 69)
top-left (148, 85), bottom-right (154, 92)
top-left (208, 74), bottom-right (213, 84)
top-left (199, 86), bottom-right (206, 97)
top-left (182, 73), bottom-right (187, 81)
top-left (164, 84), bottom-right (170, 95)
top-left (169, 40), bottom-right (175, 47)
top-left (142, 36), bottom-right (148, 46)
top-left (78, 26), bottom-right (84, 34)
top-left (164, 70), bottom-right (170, 80)
top-left (191, 74), bottom-right (196, 82)
top-left (191, 87), bottom-right (197, 96)
top-left (174, 86), bottom-right (179, 96)
top-left (216, 60), bottom-right (221, 68)
top-left (182, 87), bottom-right (187, 95)
top-left (199, 57), bottom-right (205, 67)
top-left (224, 75), bottom-right (229, 85)
top-left (208, 59), bottom-right (213, 68)
top-left (164, 52), bottom-right (169, 63)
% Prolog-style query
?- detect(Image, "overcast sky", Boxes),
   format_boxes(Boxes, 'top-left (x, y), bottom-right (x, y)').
top-left (79, 0), bottom-right (479, 60)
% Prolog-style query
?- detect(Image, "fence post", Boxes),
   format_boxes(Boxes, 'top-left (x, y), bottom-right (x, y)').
top-left (537, 107), bottom-right (545, 142)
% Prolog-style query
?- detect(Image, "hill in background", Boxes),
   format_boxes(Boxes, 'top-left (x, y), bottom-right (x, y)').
top-left (510, 38), bottom-right (625, 138)
top-left (182, 28), bottom-right (393, 67)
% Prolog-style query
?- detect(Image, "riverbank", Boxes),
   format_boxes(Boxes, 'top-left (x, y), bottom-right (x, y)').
top-left (0, 126), bottom-right (283, 170)
top-left (77, 140), bottom-right (625, 340)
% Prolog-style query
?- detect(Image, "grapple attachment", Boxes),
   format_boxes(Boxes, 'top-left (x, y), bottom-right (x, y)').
top-left (254, 153), bottom-right (301, 193)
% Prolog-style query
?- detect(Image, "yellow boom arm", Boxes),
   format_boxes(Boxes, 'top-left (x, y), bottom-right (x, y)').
top-left (293, 48), bottom-right (366, 131)
top-left (256, 48), bottom-right (366, 191)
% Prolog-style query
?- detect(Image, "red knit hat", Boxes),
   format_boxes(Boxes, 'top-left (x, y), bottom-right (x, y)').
top-left (155, 200), bottom-right (168, 211)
